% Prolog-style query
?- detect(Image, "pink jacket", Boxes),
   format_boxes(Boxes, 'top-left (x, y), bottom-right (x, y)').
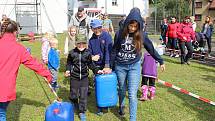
top-left (41, 37), bottom-right (50, 63)
top-left (0, 33), bottom-right (52, 102)
top-left (177, 22), bottom-right (195, 42)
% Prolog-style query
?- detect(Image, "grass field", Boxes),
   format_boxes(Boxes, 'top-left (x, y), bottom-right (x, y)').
top-left (6, 33), bottom-right (215, 121)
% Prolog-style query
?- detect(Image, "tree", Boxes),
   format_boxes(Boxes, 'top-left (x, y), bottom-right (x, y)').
top-left (151, 0), bottom-right (191, 22)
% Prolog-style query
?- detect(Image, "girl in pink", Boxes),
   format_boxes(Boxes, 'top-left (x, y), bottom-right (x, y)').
top-left (41, 32), bottom-right (54, 64)
top-left (140, 51), bottom-right (158, 101)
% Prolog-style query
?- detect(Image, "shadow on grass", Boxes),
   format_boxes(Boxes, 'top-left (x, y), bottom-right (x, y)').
top-left (57, 85), bottom-right (70, 102)
top-left (158, 84), bottom-right (215, 121)
top-left (192, 64), bottom-right (215, 73)
top-left (163, 57), bottom-right (181, 64)
top-left (201, 75), bottom-right (215, 83)
top-left (7, 92), bottom-right (46, 121)
top-left (109, 107), bottom-right (128, 121)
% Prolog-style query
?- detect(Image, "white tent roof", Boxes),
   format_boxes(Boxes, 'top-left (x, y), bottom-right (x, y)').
top-left (0, 0), bottom-right (67, 33)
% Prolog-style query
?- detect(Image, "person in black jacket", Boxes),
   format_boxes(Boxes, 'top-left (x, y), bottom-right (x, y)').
top-left (111, 7), bottom-right (165, 121)
top-left (65, 34), bottom-right (103, 121)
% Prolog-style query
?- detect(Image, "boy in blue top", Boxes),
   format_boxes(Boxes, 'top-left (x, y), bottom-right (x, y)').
top-left (88, 19), bottom-right (113, 73)
top-left (88, 19), bottom-right (113, 115)
top-left (48, 38), bottom-right (60, 91)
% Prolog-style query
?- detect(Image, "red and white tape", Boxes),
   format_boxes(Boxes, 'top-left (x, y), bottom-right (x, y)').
top-left (157, 79), bottom-right (215, 106)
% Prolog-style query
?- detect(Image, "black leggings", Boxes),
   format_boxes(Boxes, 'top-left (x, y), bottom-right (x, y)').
top-left (142, 76), bottom-right (156, 87)
top-left (205, 35), bottom-right (212, 54)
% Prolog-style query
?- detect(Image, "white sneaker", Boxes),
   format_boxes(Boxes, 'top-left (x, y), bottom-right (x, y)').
top-left (175, 54), bottom-right (180, 58)
top-left (208, 54), bottom-right (211, 58)
top-left (170, 54), bottom-right (174, 57)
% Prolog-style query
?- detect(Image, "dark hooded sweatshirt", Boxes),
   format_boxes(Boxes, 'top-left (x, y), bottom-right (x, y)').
top-left (111, 8), bottom-right (164, 68)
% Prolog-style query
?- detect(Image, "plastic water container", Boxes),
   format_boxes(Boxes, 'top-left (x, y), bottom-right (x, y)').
top-left (45, 101), bottom-right (74, 121)
top-left (95, 72), bottom-right (118, 107)
top-left (156, 45), bottom-right (165, 55)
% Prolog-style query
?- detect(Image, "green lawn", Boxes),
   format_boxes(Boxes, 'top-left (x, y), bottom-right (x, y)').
top-left (6, 33), bottom-right (215, 121)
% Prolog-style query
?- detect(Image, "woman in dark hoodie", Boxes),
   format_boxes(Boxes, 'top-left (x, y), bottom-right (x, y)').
top-left (111, 8), bottom-right (165, 121)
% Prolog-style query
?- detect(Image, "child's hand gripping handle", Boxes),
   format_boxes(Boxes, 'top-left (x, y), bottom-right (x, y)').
top-left (44, 78), bottom-right (62, 102)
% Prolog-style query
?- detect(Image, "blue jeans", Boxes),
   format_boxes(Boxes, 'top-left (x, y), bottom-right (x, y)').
top-left (115, 60), bottom-right (141, 121)
top-left (0, 102), bottom-right (10, 121)
top-left (49, 69), bottom-right (58, 83)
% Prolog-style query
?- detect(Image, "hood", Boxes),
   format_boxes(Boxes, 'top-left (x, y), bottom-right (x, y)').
top-left (123, 7), bottom-right (144, 30)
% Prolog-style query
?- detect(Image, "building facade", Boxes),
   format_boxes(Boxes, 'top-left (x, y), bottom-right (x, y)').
top-left (68, 0), bottom-right (149, 18)
top-left (192, 0), bottom-right (215, 30)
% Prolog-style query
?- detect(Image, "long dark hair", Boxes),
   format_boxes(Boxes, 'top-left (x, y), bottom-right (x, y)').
top-left (121, 20), bottom-right (142, 53)
top-left (205, 16), bottom-right (213, 25)
top-left (0, 20), bottom-right (18, 38)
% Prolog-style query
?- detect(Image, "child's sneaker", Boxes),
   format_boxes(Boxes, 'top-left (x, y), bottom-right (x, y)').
top-left (148, 86), bottom-right (156, 100)
top-left (175, 54), bottom-right (180, 58)
top-left (51, 82), bottom-right (60, 91)
top-left (139, 85), bottom-right (148, 101)
top-left (79, 113), bottom-right (86, 121)
top-left (96, 108), bottom-right (103, 116)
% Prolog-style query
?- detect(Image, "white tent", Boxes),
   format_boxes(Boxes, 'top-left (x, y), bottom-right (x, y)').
top-left (0, 0), bottom-right (67, 33)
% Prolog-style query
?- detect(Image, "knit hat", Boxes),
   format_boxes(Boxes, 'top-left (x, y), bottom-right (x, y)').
top-left (75, 34), bottom-right (87, 44)
top-left (90, 19), bottom-right (102, 29)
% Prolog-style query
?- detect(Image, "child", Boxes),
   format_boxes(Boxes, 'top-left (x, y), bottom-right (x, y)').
top-left (48, 38), bottom-right (60, 91)
top-left (64, 26), bottom-right (77, 55)
top-left (88, 19), bottom-right (113, 115)
top-left (65, 34), bottom-right (103, 121)
top-left (140, 51), bottom-right (158, 101)
top-left (41, 32), bottom-right (54, 64)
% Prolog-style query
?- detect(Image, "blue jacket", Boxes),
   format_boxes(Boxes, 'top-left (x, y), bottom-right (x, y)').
top-left (48, 48), bottom-right (60, 70)
top-left (111, 8), bottom-right (163, 68)
top-left (88, 31), bottom-right (113, 68)
top-left (201, 23), bottom-right (214, 38)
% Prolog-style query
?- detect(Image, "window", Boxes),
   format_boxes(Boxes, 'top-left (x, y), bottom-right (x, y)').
top-left (112, 0), bottom-right (117, 6)
top-left (195, 14), bottom-right (202, 21)
top-left (195, 2), bottom-right (202, 8)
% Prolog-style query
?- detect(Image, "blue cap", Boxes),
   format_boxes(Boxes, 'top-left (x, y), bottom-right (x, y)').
top-left (90, 19), bottom-right (102, 29)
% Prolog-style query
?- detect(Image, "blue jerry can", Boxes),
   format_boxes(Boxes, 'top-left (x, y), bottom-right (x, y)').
top-left (95, 72), bottom-right (118, 107)
top-left (45, 101), bottom-right (74, 121)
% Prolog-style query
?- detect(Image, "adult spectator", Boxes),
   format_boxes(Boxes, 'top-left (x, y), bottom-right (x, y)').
top-left (0, 20), bottom-right (52, 121)
top-left (118, 14), bottom-right (126, 30)
top-left (69, 7), bottom-right (90, 38)
top-left (166, 16), bottom-right (180, 57)
top-left (160, 18), bottom-right (168, 45)
top-left (201, 16), bottom-right (214, 57)
top-left (0, 14), bottom-right (10, 37)
top-left (177, 16), bottom-right (195, 64)
top-left (190, 16), bottom-right (196, 31)
top-left (101, 13), bottom-right (114, 35)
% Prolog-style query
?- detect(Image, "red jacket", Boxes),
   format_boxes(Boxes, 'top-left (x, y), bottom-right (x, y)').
top-left (0, 33), bottom-right (52, 102)
top-left (177, 22), bottom-right (195, 42)
top-left (166, 22), bottom-right (180, 38)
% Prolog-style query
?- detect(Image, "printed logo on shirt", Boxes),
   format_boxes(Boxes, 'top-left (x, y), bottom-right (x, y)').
top-left (121, 37), bottom-right (135, 52)
top-left (117, 37), bottom-right (136, 61)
